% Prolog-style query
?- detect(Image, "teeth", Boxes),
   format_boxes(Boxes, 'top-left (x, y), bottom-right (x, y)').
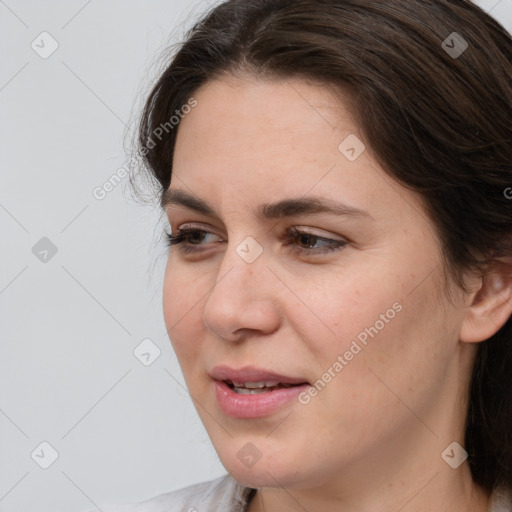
top-left (233, 387), bottom-right (270, 395)
top-left (231, 381), bottom-right (280, 389)
top-left (226, 380), bottom-right (304, 394)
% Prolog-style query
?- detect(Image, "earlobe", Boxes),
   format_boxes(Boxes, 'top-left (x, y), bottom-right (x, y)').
top-left (459, 268), bottom-right (512, 343)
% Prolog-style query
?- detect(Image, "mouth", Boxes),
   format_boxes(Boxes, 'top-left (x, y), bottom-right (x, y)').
top-left (224, 380), bottom-right (306, 394)
top-left (210, 365), bottom-right (311, 418)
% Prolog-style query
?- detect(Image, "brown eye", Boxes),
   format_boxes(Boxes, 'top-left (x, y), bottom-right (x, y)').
top-left (165, 228), bottom-right (223, 253)
top-left (295, 233), bottom-right (318, 249)
top-left (187, 231), bottom-right (207, 244)
top-left (286, 227), bottom-right (348, 255)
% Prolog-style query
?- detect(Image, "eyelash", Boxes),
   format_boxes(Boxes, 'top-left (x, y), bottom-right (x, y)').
top-left (164, 227), bottom-right (347, 255)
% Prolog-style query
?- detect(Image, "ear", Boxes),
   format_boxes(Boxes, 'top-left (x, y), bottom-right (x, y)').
top-left (459, 261), bottom-right (512, 343)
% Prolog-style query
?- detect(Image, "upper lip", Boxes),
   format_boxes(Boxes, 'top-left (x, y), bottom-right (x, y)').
top-left (210, 365), bottom-right (309, 385)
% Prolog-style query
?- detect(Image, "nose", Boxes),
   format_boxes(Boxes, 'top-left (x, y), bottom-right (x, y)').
top-left (202, 240), bottom-right (281, 343)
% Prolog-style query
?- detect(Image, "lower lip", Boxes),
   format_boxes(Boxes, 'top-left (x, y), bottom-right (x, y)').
top-left (214, 380), bottom-right (309, 419)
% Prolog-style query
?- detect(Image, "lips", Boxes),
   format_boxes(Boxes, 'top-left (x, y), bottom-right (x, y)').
top-left (210, 365), bottom-right (310, 418)
top-left (210, 365), bottom-right (309, 386)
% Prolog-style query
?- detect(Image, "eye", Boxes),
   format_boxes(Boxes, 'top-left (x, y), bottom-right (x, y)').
top-left (284, 227), bottom-right (347, 255)
top-left (165, 227), bottom-right (223, 254)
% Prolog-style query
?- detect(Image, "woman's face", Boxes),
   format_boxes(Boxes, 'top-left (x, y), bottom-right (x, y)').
top-left (162, 76), bottom-right (475, 491)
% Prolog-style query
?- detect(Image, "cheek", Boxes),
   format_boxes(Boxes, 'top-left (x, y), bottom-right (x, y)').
top-left (283, 267), bottom-right (403, 367)
top-left (313, 269), bottom-right (451, 417)
top-left (288, 258), bottom-right (448, 401)
top-left (163, 259), bottom-right (205, 364)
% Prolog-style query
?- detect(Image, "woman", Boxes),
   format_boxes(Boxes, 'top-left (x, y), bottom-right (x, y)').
top-left (102, 0), bottom-right (512, 510)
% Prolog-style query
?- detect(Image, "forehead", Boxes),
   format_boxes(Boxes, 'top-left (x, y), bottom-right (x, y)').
top-left (170, 76), bottom-right (424, 227)
top-left (176, 75), bottom-right (353, 147)
top-left (174, 78), bottom-right (358, 185)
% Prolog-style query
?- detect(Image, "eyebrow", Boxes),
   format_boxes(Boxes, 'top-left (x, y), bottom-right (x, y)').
top-left (161, 188), bottom-right (372, 220)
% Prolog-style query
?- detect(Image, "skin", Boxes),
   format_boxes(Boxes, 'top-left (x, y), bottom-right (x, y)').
top-left (162, 75), bottom-right (512, 511)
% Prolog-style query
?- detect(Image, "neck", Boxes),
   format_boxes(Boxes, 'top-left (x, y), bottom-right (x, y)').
top-left (247, 466), bottom-right (490, 512)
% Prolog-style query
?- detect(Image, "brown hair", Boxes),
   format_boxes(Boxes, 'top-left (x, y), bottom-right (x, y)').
top-left (136, 0), bottom-right (512, 491)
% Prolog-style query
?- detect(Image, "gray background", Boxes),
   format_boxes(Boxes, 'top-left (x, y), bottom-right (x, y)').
top-left (1, 1), bottom-right (511, 511)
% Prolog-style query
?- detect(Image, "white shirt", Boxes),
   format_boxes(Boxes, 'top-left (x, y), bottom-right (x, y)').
top-left (93, 474), bottom-right (512, 511)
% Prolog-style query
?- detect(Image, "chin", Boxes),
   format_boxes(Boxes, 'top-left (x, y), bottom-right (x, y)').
top-left (226, 463), bottom-right (292, 489)
top-left (218, 445), bottom-right (306, 489)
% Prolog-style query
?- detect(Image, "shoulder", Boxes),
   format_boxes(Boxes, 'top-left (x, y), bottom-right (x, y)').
top-left (489, 486), bottom-right (512, 512)
top-left (95, 474), bottom-right (255, 512)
